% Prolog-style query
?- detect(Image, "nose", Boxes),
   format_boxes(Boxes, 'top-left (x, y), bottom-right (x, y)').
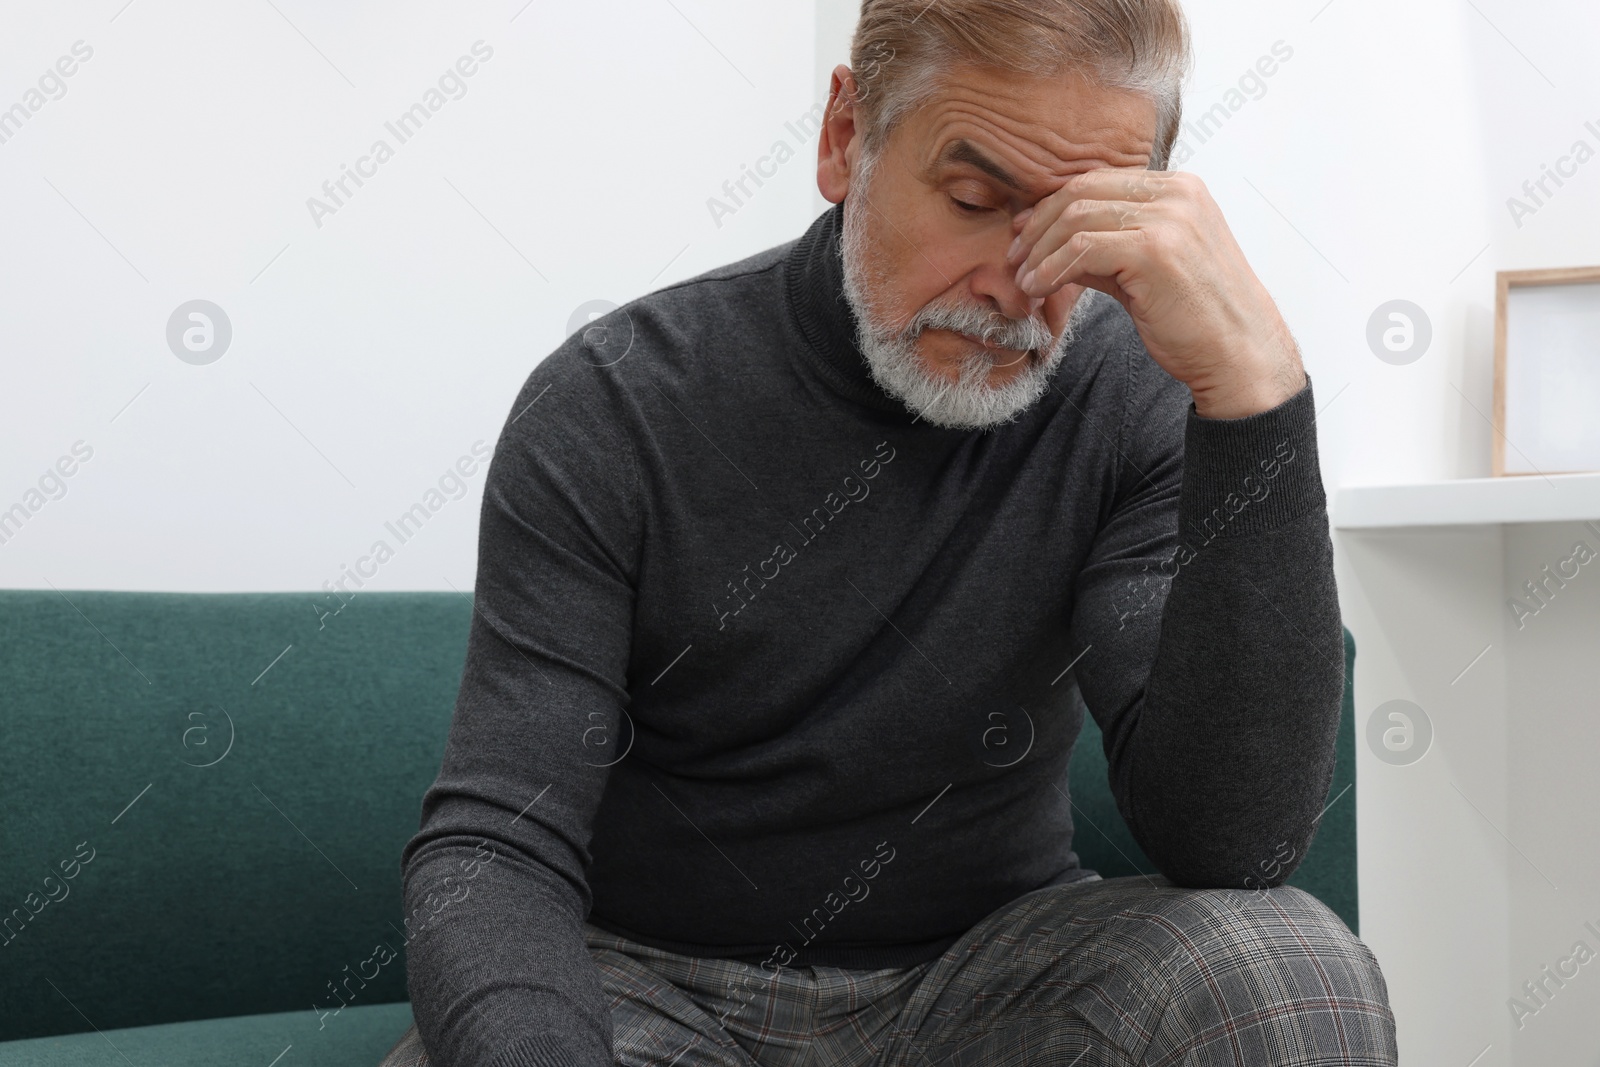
top-left (969, 231), bottom-right (1045, 325)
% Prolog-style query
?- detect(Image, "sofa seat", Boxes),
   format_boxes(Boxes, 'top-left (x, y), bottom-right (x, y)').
top-left (0, 1002), bottom-right (415, 1067)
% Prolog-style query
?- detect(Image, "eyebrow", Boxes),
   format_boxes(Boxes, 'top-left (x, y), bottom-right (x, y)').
top-left (933, 138), bottom-right (1024, 192)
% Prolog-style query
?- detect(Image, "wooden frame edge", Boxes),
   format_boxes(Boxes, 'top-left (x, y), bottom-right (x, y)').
top-left (1491, 265), bottom-right (1600, 478)
top-left (1493, 272), bottom-right (1509, 477)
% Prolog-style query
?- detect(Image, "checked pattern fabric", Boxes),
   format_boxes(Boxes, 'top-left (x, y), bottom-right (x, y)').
top-left (378, 873), bottom-right (1397, 1066)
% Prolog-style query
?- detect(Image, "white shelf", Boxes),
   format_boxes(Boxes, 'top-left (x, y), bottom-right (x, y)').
top-left (1333, 471), bottom-right (1600, 529)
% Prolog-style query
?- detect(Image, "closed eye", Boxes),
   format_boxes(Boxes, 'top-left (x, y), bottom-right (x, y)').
top-left (949, 196), bottom-right (990, 215)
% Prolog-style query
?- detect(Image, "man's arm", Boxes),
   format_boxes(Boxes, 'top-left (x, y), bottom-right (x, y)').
top-left (1064, 357), bottom-right (1344, 889)
top-left (1012, 167), bottom-right (1343, 887)
top-left (400, 354), bottom-right (640, 1067)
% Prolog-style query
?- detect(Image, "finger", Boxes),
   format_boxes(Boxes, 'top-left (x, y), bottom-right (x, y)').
top-left (1009, 195), bottom-right (1070, 267)
top-left (1018, 229), bottom-right (1145, 298)
top-left (1008, 168), bottom-right (1163, 264)
top-left (1016, 199), bottom-right (1153, 276)
top-left (1058, 167), bottom-right (1168, 205)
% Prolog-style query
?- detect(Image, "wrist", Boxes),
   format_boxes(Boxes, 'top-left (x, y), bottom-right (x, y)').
top-left (1189, 354), bottom-right (1306, 420)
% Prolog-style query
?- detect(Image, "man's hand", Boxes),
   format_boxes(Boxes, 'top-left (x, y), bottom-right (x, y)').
top-left (1006, 168), bottom-right (1306, 420)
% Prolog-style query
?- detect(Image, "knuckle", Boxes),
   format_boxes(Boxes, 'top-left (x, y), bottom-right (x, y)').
top-left (1143, 225), bottom-right (1172, 256)
top-left (1171, 170), bottom-right (1204, 197)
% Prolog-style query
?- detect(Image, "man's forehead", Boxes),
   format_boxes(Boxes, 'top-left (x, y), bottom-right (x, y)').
top-left (908, 69), bottom-right (1157, 192)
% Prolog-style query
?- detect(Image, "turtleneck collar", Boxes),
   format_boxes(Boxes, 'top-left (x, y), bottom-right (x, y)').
top-left (782, 198), bottom-right (920, 419)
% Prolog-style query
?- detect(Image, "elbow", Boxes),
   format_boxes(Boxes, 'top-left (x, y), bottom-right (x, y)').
top-left (1135, 813), bottom-right (1318, 891)
top-left (1161, 843), bottom-right (1308, 891)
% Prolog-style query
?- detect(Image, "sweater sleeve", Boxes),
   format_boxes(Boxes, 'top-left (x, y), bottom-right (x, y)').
top-left (1065, 358), bottom-right (1344, 890)
top-left (399, 351), bottom-right (640, 1067)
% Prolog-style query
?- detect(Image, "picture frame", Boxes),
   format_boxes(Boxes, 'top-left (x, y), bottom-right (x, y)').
top-left (1493, 266), bottom-right (1600, 477)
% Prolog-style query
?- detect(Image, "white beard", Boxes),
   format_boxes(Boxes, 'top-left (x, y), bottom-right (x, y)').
top-left (838, 158), bottom-right (1090, 431)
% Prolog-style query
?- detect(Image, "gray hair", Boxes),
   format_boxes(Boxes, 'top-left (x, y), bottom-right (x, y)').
top-left (846, 0), bottom-right (1193, 170)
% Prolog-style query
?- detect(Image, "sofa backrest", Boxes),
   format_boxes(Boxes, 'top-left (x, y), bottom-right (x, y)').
top-left (1, 590), bottom-right (469, 1041)
top-left (0, 589), bottom-right (1358, 1041)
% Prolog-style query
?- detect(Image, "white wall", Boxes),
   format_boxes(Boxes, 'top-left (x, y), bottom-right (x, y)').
top-left (0, 0), bottom-right (818, 593)
top-left (1501, 522), bottom-right (1600, 1065)
top-left (1337, 526), bottom-right (1516, 1065)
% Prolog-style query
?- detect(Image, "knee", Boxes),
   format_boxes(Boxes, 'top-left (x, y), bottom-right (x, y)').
top-left (1140, 885), bottom-right (1397, 1061)
top-left (1153, 884), bottom-right (1389, 998)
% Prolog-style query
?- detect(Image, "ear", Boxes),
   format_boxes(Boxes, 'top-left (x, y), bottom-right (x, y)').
top-left (817, 63), bottom-right (859, 204)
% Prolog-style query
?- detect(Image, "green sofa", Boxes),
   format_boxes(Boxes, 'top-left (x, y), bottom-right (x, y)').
top-left (0, 590), bottom-right (1359, 1065)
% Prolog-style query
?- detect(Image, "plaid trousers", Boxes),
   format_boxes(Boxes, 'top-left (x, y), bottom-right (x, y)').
top-left (378, 873), bottom-right (1397, 1066)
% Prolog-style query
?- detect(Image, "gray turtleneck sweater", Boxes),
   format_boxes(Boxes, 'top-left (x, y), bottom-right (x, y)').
top-left (399, 200), bottom-right (1345, 1067)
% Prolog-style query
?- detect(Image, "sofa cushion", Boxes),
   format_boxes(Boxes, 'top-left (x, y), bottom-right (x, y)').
top-left (0, 1002), bottom-right (415, 1067)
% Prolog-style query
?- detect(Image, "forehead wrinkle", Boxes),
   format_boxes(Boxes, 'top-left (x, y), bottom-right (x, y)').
top-left (935, 61), bottom-right (1157, 156)
top-left (920, 105), bottom-right (1152, 195)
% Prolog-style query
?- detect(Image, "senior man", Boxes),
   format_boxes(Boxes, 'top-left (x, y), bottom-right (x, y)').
top-left (382, 1), bottom-right (1397, 1064)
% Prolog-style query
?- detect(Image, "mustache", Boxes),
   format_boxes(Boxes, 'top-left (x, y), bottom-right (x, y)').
top-left (907, 299), bottom-right (1057, 352)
